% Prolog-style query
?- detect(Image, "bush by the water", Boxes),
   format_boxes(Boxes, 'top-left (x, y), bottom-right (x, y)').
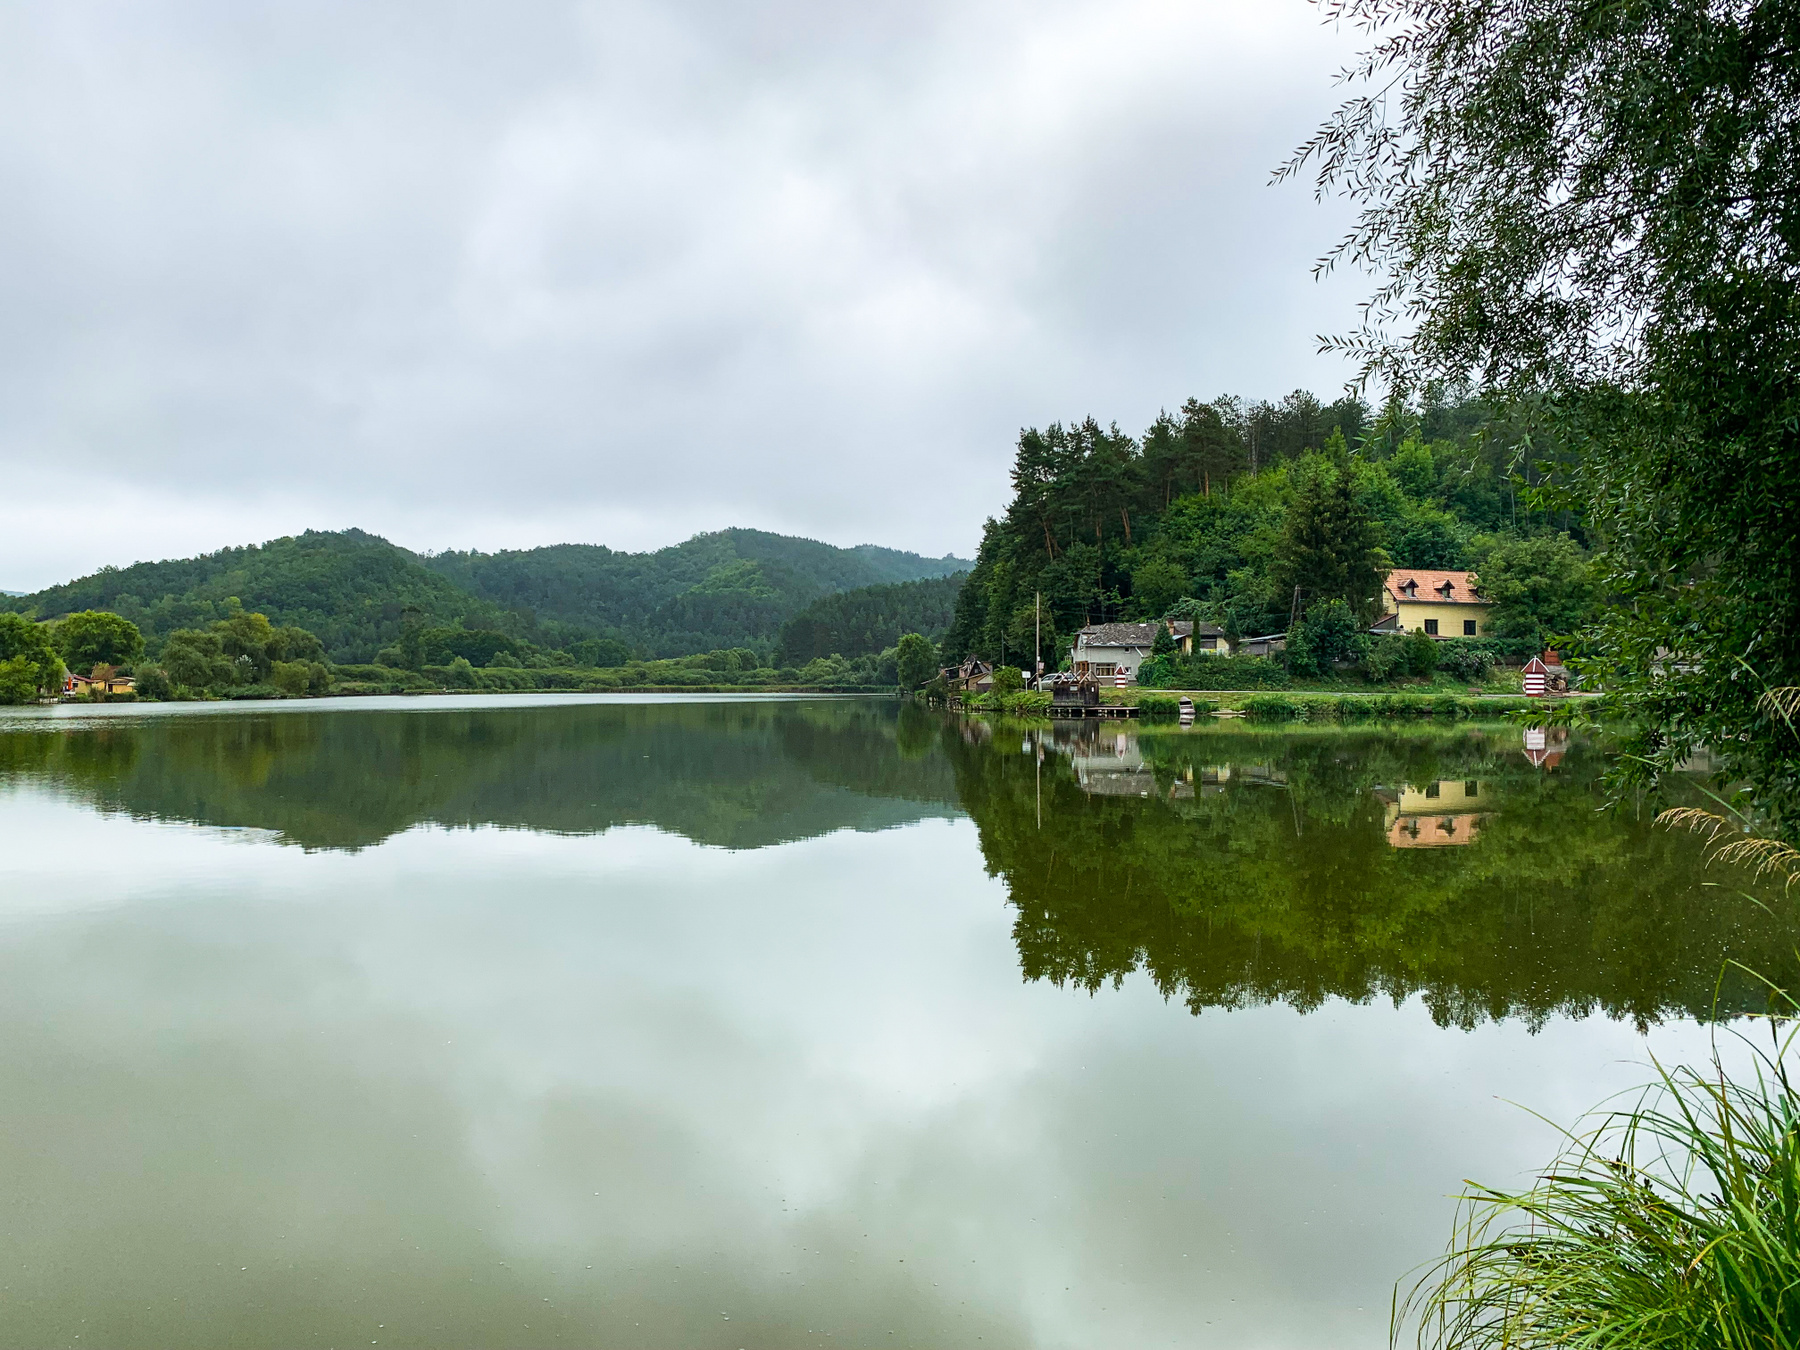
top-left (1137, 653), bottom-right (1290, 690)
top-left (966, 689), bottom-right (1051, 716)
top-left (1241, 693), bottom-right (1540, 723)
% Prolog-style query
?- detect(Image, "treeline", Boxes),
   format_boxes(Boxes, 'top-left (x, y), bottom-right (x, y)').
top-left (420, 528), bottom-right (966, 658)
top-left (0, 595), bottom-right (937, 704)
top-left (945, 389), bottom-right (1590, 669)
top-left (776, 574), bottom-right (964, 666)
top-left (1, 527), bottom-right (970, 666)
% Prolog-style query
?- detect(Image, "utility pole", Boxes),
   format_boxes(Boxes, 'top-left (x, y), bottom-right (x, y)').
top-left (1034, 591), bottom-right (1041, 686)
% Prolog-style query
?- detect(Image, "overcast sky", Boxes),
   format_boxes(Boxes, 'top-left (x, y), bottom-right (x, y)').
top-left (2, 0), bottom-right (1371, 592)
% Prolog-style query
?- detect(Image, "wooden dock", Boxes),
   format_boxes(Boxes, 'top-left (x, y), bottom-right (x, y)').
top-left (946, 694), bottom-right (1136, 718)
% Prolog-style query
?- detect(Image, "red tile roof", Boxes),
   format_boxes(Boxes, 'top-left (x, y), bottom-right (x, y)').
top-left (1383, 569), bottom-right (1489, 606)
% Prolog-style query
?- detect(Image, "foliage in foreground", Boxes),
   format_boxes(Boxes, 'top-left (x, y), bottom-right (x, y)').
top-left (1288, 0), bottom-right (1800, 837)
top-left (1399, 1011), bottom-right (1800, 1349)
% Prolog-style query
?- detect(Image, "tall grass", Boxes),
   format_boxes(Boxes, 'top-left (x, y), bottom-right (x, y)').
top-left (1398, 1009), bottom-right (1800, 1348)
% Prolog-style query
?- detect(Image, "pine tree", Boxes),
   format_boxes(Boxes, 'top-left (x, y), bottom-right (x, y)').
top-left (1272, 463), bottom-right (1381, 621)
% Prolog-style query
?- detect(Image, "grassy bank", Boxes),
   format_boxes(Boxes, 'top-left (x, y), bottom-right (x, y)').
top-left (1400, 1019), bottom-right (1800, 1347)
top-left (956, 688), bottom-right (1569, 722)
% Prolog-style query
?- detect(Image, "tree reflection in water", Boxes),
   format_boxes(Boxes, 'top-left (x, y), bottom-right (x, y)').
top-left (949, 717), bottom-right (1797, 1031)
top-left (1, 699), bottom-right (1790, 1030)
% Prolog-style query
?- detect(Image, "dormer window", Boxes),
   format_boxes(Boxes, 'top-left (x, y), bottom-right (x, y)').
top-left (1437, 581), bottom-right (1455, 599)
top-left (1401, 579), bottom-right (1418, 598)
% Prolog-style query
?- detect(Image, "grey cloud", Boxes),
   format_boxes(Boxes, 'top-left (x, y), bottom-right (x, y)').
top-left (1, 1), bottom-right (1365, 590)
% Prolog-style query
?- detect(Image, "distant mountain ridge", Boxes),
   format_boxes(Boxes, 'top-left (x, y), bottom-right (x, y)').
top-left (2, 527), bottom-right (969, 663)
top-left (423, 528), bottom-right (966, 657)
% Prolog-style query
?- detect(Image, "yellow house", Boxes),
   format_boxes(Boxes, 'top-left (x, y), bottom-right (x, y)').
top-left (1376, 568), bottom-right (1494, 639)
top-left (65, 674), bottom-right (135, 697)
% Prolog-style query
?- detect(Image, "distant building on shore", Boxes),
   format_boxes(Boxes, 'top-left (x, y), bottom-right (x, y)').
top-left (1069, 619), bottom-right (1228, 682)
top-left (1372, 569), bottom-right (1495, 639)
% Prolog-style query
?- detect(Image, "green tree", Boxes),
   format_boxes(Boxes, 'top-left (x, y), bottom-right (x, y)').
top-left (1287, 0), bottom-right (1800, 834)
top-left (1272, 462), bottom-right (1383, 619)
top-left (1390, 514), bottom-right (1467, 570)
top-left (1404, 627), bottom-right (1440, 679)
top-left (214, 609), bottom-right (278, 680)
top-left (159, 629), bottom-right (234, 690)
top-left (895, 632), bottom-right (937, 691)
top-left (0, 614), bottom-right (66, 703)
top-left (53, 610), bottom-right (145, 672)
top-left (1131, 556), bottom-right (1189, 618)
top-left (1473, 534), bottom-right (1595, 652)
top-left (270, 660), bottom-right (332, 697)
top-left (573, 637), bottom-right (633, 668)
top-left (990, 665), bottom-right (1024, 694)
top-left (1283, 600), bottom-right (1366, 677)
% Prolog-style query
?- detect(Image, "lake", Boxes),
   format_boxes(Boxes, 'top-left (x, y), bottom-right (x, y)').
top-left (0, 694), bottom-right (1789, 1349)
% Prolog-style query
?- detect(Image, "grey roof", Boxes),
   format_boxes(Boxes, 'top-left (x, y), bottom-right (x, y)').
top-left (1076, 620), bottom-right (1225, 647)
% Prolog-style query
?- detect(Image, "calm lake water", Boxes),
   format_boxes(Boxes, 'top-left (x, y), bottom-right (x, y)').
top-left (0, 694), bottom-right (1790, 1349)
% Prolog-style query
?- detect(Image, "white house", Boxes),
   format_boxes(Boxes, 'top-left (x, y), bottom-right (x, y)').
top-left (1069, 620), bottom-right (1228, 683)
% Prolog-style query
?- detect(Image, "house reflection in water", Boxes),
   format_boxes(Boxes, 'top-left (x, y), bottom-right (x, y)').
top-left (1522, 725), bottom-right (1569, 769)
top-left (1056, 729), bottom-right (1160, 797)
top-left (1044, 726), bottom-right (1290, 801)
top-left (1374, 779), bottom-right (1489, 848)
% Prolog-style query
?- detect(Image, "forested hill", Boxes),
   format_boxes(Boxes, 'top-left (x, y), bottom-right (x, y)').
top-left (777, 574), bottom-right (965, 666)
top-left (3, 526), bottom-right (970, 663)
top-left (946, 389), bottom-right (1594, 666)
top-left (421, 528), bottom-right (967, 657)
top-left (4, 529), bottom-right (500, 662)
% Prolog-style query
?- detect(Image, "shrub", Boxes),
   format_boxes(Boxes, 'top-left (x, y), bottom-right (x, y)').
top-left (222, 682), bottom-right (279, 700)
top-left (998, 690), bottom-right (1051, 716)
top-left (1404, 628), bottom-right (1440, 676)
top-left (1241, 693), bottom-right (1301, 721)
top-left (1284, 600), bottom-right (1367, 676)
top-left (990, 665), bottom-right (1024, 695)
top-left (1361, 634), bottom-right (1409, 683)
top-left (1436, 638), bottom-right (1498, 682)
top-left (1135, 694), bottom-right (1180, 717)
top-left (1138, 653), bottom-right (1290, 690)
top-left (132, 665), bottom-right (174, 700)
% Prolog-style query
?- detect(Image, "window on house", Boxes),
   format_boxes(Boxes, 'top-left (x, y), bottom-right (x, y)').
top-left (1199, 636), bottom-right (1218, 650)
top-left (1464, 619), bottom-right (1477, 635)
top-left (1465, 780), bottom-right (1480, 798)
top-left (1424, 619), bottom-right (1439, 635)
top-left (1424, 782), bottom-right (1441, 798)
top-left (1093, 663), bottom-right (1116, 678)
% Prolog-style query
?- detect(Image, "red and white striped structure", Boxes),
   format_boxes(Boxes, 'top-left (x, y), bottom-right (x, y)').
top-left (1522, 656), bottom-right (1549, 697)
top-left (1114, 669), bottom-right (1129, 688)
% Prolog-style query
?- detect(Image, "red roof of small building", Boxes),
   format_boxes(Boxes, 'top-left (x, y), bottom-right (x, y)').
top-left (1383, 569), bottom-right (1488, 607)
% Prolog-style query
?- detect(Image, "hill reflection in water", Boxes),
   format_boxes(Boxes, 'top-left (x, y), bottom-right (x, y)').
top-left (0, 697), bottom-right (960, 851)
top-left (1, 697), bottom-right (1791, 1030)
